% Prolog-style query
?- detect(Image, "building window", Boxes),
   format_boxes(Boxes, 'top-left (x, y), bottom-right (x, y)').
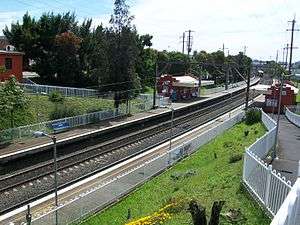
top-left (5, 58), bottom-right (12, 70)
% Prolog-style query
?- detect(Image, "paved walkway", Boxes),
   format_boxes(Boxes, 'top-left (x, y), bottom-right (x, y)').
top-left (272, 115), bottom-right (300, 183)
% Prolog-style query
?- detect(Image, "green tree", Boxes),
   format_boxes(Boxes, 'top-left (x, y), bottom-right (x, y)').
top-left (54, 31), bottom-right (82, 85)
top-left (0, 76), bottom-right (28, 128)
top-left (106, 0), bottom-right (141, 109)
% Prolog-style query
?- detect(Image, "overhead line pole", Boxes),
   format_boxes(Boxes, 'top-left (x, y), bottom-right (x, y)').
top-left (185, 30), bottom-right (195, 58)
top-left (180, 32), bottom-right (185, 54)
top-left (284, 44), bottom-right (289, 69)
top-left (287, 17), bottom-right (299, 75)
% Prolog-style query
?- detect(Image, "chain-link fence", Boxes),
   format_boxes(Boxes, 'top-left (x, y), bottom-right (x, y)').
top-left (0, 97), bottom-right (156, 144)
top-left (21, 83), bottom-right (99, 98)
top-left (26, 110), bottom-right (245, 225)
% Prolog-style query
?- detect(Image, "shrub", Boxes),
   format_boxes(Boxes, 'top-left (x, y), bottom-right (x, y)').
top-left (49, 91), bottom-right (64, 103)
top-left (245, 108), bottom-right (261, 125)
top-left (50, 104), bottom-right (78, 120)
top-left (229, 154), bottom-right (243, 163)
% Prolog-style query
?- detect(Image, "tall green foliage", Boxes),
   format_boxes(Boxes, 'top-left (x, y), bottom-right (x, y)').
top-left (0, 76), bottom-right (28, 128)
top-left (106, 0), bottom-right (141, 108)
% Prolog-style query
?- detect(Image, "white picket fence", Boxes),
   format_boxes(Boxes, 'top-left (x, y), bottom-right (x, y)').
top-left (285, 106), bottom-right (300, 127)
top-left (271, 178), bottom-right (300, 225)
top-left (242, 110), bottom-right (300, 224)
top-left (24, 110), bottom-right (245, 225)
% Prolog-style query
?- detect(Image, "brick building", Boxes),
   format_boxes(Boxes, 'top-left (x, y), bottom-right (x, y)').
top-left (0, 50), bottom-right (24, 82)
top-left (264, 84), bottom-right (297, 113)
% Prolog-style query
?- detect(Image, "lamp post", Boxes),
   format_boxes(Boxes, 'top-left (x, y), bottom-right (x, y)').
top-left (272, 73), bottom-right (291, 161)
top-left (33, 131), bottom-right (58, 225)
top-left (159, 104), bottom-right (174, 165)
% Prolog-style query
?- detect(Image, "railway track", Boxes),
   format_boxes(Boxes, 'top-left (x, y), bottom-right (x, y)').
top-left (0, 91), bottom-right (256, 215)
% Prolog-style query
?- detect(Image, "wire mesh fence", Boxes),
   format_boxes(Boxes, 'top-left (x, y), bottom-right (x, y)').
top-left (0, 97), bottom-right (156, 144)
top-left (21, 83), bottom-right (99, 98)
top-left (28, 109), bottom-right (245, 225)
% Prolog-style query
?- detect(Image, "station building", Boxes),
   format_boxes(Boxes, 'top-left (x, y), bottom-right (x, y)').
top-left (157, 74), bottom-right (214, 101)
top-left (251, 82), bottom-right (299, 113)
top-left (0, 50), bottom-right (24, 82)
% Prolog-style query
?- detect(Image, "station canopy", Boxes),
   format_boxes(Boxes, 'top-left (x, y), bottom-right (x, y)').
top-left (161, 74), bottom-right (214, 88)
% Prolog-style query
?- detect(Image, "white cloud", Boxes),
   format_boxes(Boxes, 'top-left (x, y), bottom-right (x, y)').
top-left (131, 0), bottom-right (300, 61)
top-left (0, 11), bottom-right (26, 33)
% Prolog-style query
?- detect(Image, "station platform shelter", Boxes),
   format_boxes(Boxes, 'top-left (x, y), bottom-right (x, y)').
top-left (157, 74), bottom-right (214, 101)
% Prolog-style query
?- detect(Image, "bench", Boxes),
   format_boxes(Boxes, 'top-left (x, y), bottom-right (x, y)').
top-left (51, 121), bottom-right (70, 133)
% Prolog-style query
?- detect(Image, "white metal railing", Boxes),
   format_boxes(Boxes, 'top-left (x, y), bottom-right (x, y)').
top-left (243, 110), bottom-right (293, 218)
top-left (21, 83), bottom-right (99, 98)
top-left (271, 178), bottom-right (300, 225)
top-left (24, 110), bottom-right (245, 225)
top-left (285, 106), bottom-right (300, 127)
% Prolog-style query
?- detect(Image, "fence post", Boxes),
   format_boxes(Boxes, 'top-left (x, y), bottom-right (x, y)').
top-left (264, 164), bottom-right (272, 206)
top-left (18, 127), bottom-right (21, 139)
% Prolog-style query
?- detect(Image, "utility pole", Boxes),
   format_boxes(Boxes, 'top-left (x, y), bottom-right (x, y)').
top-left (284, 44), bottom-right (289, 69)
top-left (180, 32), bottom-right (185, 54)
top-left (245, 69), bottom-right (251, 110)
top-left (152, 63), bottom-right (158, 108)
top-left (243, 46), bottom-right (248, 55)
top-left (185, 30), bottom-right (195, 58)
top-left (225, 64), bottom-right (229, 90)
top-left (286, 17), bottom-right (299, 74)
top-left (275, 50), bottom-right (279, 63)
top-left (282, 47), bottom-right (285, 66)
top-left (221, 43), bottom-right (229, 56)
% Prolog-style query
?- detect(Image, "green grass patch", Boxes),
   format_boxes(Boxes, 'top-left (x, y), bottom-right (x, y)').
top-left (0, 95), bottom-right (115, 130)
top-left (143, 86), bottom-right (154, 94)
top-left (80, 122), bottom-right (270, 225)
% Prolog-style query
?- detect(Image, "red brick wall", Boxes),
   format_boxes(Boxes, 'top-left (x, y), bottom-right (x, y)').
top-left (264, 85), bottom-right (296, 113)
top-left (0, 53), bottom-right (23, 82)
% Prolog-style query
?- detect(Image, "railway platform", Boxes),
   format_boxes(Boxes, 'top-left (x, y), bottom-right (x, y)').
top-left (0, 79), bottom-right (259, 162)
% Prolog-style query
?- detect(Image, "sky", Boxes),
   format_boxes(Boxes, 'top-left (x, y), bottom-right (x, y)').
top-left (0, 0), bottom-right (299, 62)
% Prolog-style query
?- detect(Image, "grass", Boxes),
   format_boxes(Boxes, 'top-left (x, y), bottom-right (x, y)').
top-left (143, 86), bottom-right (154, 94)
top-left (80, 121), bottom-right (270, 225)
top-left (0, 95), bottom-right (115, 130)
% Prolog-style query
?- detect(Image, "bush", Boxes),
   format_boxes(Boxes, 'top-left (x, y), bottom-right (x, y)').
top-left (49, 91), bottom-right (64, 103)
top-left (229, 154), bottom-right (243, 163)
top-left (245, 108), bottom-right (261, 125)
top-left (50, 104), bottom-right (78, 120)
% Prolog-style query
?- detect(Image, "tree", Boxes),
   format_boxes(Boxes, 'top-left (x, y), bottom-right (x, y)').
top-left (106, 0), bottom-right (141, 109)
top-left (0, 76), bottom-right (28, 128)
top-left (54, 31), bottom-right (82, 85)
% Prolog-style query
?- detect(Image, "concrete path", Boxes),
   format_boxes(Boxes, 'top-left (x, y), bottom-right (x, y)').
top-left (272, 115), bottom-right (300, 183)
